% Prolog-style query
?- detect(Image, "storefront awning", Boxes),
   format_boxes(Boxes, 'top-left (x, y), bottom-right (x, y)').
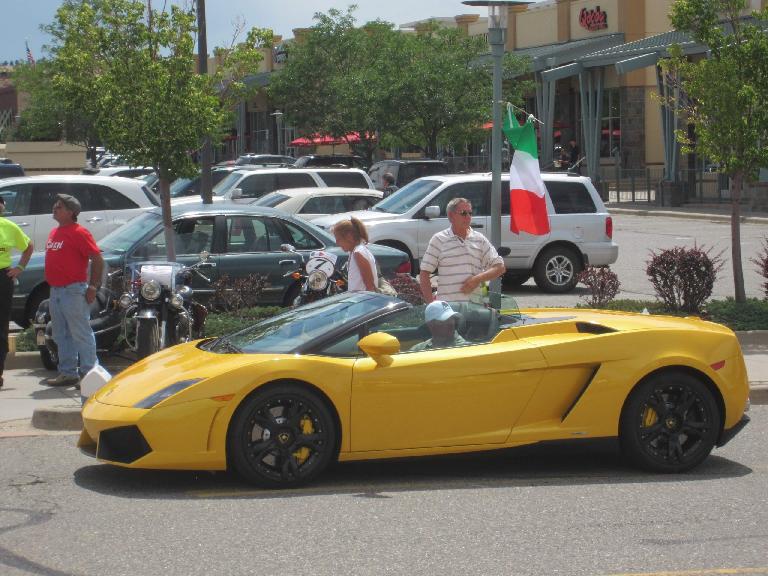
top-left (290, 132), bottom-right (374, 147)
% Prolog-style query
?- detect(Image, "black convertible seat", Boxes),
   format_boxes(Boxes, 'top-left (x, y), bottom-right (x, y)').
top-left (452, 303), bottom-right (499, 342)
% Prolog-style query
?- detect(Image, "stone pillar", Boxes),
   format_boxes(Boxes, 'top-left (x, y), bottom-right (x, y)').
top-left (292, 28), bottom-right (310, 44)
top-left (454, 14), bottom-right (479, 36)
top-left (556, 0), bottom-right (571, 43)
top-left (265, 35), bottom-right (281, 72)
top-left (506, 5), bottom-right (529, 51)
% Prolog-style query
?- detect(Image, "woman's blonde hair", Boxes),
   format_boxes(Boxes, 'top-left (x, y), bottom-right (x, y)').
top-left (332, 217), bottom-right (369, 244)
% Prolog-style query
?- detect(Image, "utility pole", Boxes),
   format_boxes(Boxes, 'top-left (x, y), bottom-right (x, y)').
top-left (197, 0), bottom-right (213, 204)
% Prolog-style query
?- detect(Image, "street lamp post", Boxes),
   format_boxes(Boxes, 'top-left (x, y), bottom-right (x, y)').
top-left (463, 1), bottom-right (520, 308)
top-left (271, 110), bottom-right (284, 156)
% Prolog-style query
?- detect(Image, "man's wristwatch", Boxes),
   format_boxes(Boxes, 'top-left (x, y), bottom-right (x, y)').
top-left (87, 284), bottom-right (99, 291)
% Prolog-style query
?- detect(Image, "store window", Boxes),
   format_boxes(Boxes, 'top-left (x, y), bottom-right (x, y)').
top-left (601, 88), bottom-right (621, 158)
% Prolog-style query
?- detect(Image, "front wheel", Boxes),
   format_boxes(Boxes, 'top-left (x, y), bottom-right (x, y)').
top-left (228, 384), bottom-right (338, 488)
top-left (620, 371), bottom-right (720, 473)
top-left (135, 320), bottom-right (160, 359)
top-left (533, 246), bottom-right (582, 293)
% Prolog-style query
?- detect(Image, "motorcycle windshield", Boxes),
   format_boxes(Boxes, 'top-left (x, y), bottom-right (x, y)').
top-left (126, 261), bottom-right (186, 289)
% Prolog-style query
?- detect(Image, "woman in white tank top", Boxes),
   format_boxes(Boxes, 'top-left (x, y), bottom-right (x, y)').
top-left (332, 217), bottom-right (377, 292)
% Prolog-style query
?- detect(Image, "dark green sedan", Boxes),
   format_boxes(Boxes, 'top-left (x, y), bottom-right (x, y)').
top-left (11, 203), bottom-right (411, 327)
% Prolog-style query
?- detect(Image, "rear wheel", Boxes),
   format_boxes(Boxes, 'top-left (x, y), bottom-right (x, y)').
top-left (39, 345), bottom-right (58, 371)
top-left (620, 371), bottom-right (720, 473)
top-left (228, 384), bottom-right (337, 488)
top-left (533, 246), bottom-right (581, 293)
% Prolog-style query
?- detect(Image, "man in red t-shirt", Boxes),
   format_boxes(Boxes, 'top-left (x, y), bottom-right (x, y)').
top-left (44, 194), bottom-right (104, 387)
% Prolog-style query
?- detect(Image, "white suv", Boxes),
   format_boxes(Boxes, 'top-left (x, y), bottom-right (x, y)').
top-left (209, 167), bottom-right (374, 204)
top-left (313, 172), bottom-right (618, 293)
top-left (0, 175), bottom-right (159, 250)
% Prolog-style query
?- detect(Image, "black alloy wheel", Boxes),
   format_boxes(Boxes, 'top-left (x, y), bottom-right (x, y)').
top-left (229, 385), bottom-right (337, 488)
top-left (620, 371), bottom-right (720, 473)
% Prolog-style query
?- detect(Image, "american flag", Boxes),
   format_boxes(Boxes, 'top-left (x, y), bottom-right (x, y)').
top-left (25, 41), bottom-right (35, 66)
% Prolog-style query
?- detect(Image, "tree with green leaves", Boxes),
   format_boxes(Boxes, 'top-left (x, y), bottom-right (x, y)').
top-left (40, 0), bottom-right (270, 260)
top-left (664, 0), bottom-right (768, 302)
top-left (268, 7), bottom-right (530, 162)
top-left (268, 8), bottom-right (394, 165)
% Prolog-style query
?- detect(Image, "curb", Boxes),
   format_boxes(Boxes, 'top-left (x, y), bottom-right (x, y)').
top-left (608, 206), bottom-right (768, 225)
top-left (31, 406), bottom-right (83, 431)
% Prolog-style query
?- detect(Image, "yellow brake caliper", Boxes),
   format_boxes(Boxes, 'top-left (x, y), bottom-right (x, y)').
top-left (642, 405), bottom-right (659, 428)
top-left (292, 416), bottom-right (314, 464)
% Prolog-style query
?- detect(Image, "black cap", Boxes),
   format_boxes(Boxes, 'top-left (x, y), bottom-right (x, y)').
top-left (55, 193), bottom-right (81, 216)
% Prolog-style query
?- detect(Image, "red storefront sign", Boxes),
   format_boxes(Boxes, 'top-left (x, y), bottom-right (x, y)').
top-left (579, 6), bottom-right (608, 32)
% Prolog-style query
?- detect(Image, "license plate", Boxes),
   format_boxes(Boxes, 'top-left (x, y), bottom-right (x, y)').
top-left (36, 332), bottom-right (46, 346)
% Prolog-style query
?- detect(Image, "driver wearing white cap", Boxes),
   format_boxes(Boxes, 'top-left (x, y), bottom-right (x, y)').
top-left (410, 300), bottom-right (466, 352)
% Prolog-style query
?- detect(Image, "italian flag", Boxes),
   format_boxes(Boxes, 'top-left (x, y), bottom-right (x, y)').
top-left (502, 114), bottom-right (551, 235)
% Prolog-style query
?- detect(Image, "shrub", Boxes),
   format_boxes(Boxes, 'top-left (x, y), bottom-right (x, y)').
top-left (750, 237), bottom-right (768, 299)
top-left (577, 266), bottom-right (620, 307)
top-left (645, 245), bottom-right (724, 314)
top-left (705, 298), bottom-right (768, 331)
top-left (204, 306), bottom-right (284, 337)
top-left (388, 273), bottom-right (425, 305)
top-left (209, 273), bottom-right (268, 312)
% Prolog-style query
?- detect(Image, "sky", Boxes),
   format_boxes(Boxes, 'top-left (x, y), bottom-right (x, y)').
top-left (0, 0), bottom-right (516, 64)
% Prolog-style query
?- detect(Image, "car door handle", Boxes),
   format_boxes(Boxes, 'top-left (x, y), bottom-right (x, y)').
top-left (17, 222), bottom-right (30, 227)
top-left (86, 216), bottom-right (103, 222)
top-left (279, 259), bottom-right (297, 265)
top-left (471, 222), bottom-right (484, 228)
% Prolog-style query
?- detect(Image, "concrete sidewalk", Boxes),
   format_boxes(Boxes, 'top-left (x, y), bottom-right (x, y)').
top-left (0, 333), bottom-right (766, 436)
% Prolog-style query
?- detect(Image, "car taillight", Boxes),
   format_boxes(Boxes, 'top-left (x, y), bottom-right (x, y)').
top-left (396, 260), bottom-right (412, 274)
top-left (605, 216), bottom-right (613, 239)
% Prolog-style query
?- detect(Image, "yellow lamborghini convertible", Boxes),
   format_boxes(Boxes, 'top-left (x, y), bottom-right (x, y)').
top-left (79, 292), bottom-right (750, 488)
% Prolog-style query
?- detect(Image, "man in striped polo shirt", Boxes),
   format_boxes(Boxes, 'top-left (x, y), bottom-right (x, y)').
top-left (418, 197), bottom-right (505, 304)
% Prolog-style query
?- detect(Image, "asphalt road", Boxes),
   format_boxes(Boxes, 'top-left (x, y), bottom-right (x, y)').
top-left (0, 406), bottom-right (766, 576)
top-left (508, 213), bottom-right (767, 309)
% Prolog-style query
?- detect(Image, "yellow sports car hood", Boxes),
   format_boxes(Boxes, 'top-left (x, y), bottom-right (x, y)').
top-left (93, 341), bottom-right (272, 408)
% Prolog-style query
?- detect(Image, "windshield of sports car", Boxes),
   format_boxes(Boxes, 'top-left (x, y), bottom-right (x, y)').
top-left (207, 292), bottom-right (394, 354)
top-left (370, 178), bottom-right (442, 214)
top-left (98, 212), bottom-right (162, 253)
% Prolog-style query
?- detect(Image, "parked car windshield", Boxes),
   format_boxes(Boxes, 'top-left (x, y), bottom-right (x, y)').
top-left (98, 212), bottom-right (162, 253)
top-left (212, 172), bottom-right (242, 196)
top-left (213, 292), bottom-right (390, 354)
top-left (169, 177), bottom-right (195, 197)
top-left (370, 178), bottom-right (442, 214)
top-left (252, 192), bottom-right (290, 208)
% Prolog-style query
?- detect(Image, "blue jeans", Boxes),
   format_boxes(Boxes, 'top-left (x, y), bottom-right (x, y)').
top-left (49, 283), bottom-right (97, 378)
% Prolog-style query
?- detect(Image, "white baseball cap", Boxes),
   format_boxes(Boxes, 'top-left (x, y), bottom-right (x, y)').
top-left (424, 300), bottom-right (459, 323)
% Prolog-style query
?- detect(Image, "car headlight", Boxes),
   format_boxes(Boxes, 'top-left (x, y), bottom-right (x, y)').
top-left (118, 293), bottom-right (134, 309)
top-left (35, 311), bottom-right (47, 323)
top-left (140, 280), bottom-right (161, 301)
top-left (169, 292), bottom-right (184, 310)
top-left (307, 269), bottom-right (328, 291)
top-left (133, 378), bottom-right (204, 409)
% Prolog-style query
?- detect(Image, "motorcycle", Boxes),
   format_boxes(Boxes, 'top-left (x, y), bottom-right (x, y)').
top-left (33, 269), bottom-right (124, 371)
top-left (281, 244), bottom-right (346, 306)
top-left (118, 252), bottom-right (212, 359)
